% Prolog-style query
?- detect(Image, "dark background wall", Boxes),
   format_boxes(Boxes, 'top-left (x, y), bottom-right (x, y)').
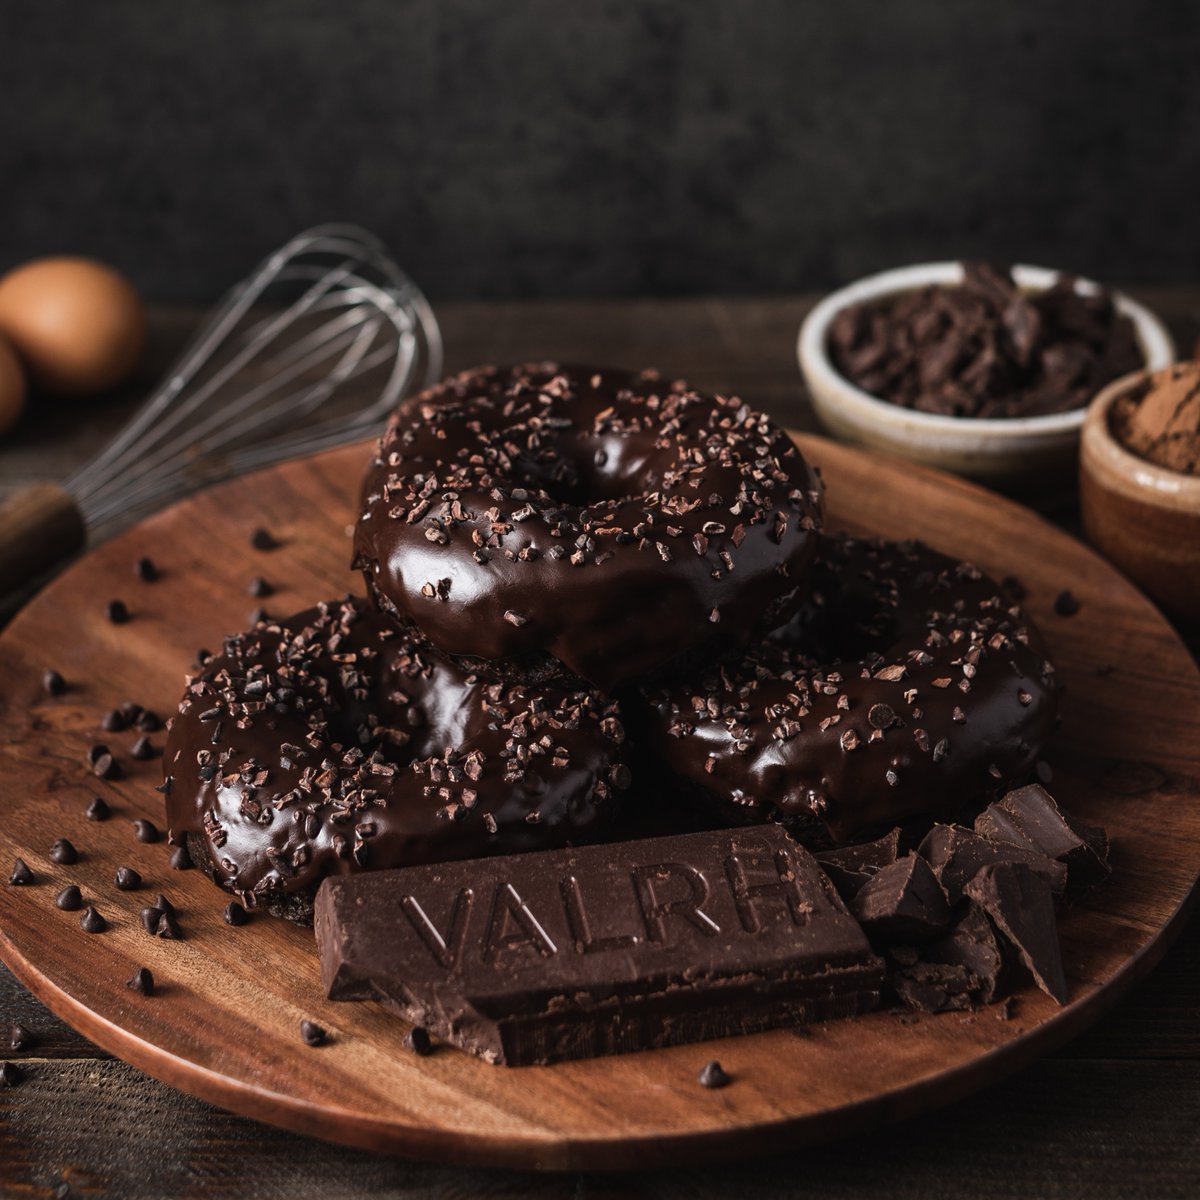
top-left (3, 1), bottom-right (1197, 302)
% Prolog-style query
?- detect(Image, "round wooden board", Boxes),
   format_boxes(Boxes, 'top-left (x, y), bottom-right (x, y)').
top-left (1, 434), bottom-right (1198, 1172)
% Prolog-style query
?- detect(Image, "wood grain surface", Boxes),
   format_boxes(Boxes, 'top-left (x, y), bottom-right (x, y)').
top-left (0, 430), bottom-right (1197, 1175)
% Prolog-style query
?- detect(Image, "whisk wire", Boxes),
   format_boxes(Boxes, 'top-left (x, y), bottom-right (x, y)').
top-left (67, 224), bottom-right (441, 540)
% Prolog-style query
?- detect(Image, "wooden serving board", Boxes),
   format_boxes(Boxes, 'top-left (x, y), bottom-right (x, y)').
top-left (0, 435), bottom-right (1198, 1172)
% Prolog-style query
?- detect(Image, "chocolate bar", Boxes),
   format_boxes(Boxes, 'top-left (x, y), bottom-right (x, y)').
top-left (314, 826), bottom-right (884, 1066)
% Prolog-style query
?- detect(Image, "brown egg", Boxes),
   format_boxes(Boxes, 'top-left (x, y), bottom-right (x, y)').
top-left (0, 257), bottom-right (145, 397)
top-left (0, 333), bottom-right (27, 436)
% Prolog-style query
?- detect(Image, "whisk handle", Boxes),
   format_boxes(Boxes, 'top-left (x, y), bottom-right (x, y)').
top-left (0, 483), bottom-right (87, 590)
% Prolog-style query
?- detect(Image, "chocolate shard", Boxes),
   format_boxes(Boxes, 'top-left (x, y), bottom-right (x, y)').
top-left (975, 785), bottom-right (1110, 889)
top-left (314, 826), bottom-right (884, 1066)
top-left (918, 823), bottom-right (1067, 904)
top-left (921, 901), bottom-right (1009, 1006)
top-left (815, 827), bottom-right (903, 902)
top-left (851, 854), bottom-right (951, 945)
top-left (890, 960), bottom-right (977, 1013)
top-left (965, 862), bottom-right (1068, 1005)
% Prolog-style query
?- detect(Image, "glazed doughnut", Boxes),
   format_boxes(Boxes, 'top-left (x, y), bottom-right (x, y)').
top-left (640, 534), bottom-right (1058, 844)
top-left (163, 597), bottom-right (629, 923)
top-left (353, 363), bottom-right (824, 691)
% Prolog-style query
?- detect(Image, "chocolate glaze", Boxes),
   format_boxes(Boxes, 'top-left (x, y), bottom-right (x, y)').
top-left (640, 534), bottom-right (1059, 843)
top-left (353, 364), bottom-right (824, 691)
top-left (163, 597), bottom-right (629, 922)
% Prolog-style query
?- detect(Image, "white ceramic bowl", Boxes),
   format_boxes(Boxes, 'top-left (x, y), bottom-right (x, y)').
top-left (797, 262), bottom-right (1176, 483)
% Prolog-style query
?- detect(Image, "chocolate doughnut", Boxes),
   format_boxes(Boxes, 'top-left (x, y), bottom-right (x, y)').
top-left (640, 534), bottom-right (1058, 844)
top-left (353, 364), bottom-right (824, 691)
top-left (163, 597), bottom-right (628, 923)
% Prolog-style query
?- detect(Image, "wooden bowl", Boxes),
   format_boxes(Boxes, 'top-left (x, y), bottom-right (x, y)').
top-left (1080, 370), bottom-right (1200, 619)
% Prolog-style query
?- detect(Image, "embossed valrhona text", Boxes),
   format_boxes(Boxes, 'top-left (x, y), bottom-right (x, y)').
top-left (397, 846), bottom-right (818, 972)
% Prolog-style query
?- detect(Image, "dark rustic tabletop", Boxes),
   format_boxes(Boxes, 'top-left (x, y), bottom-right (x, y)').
top-left (1, 293), bottom-right (1198, 1199)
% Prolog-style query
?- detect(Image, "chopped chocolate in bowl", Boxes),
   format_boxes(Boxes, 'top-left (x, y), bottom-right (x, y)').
top-left (828, 262), bottom-right (1142, 419)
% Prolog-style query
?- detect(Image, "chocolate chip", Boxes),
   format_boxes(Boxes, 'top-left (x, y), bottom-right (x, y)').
top-left (42, 668), bottom-right (66, 695)
top-left (248, 607), bottom-right (268, 625)
top-left (130, 735), bottom-right (156, 761)
top-left (48, 838), bottom-right (78, 865)
top-left (299, 1019), bottom-right (327, 1047)
top-left (9, 858), bottom-right (34, 886)
top-left (126, 967), bottom-right (154, 996)
top-left (135, 709), bottom-right (162, 732)
top-left (1054, 590), bottom-right (1080, 617)
top-left (697, 1060), bottom-right (731, 1089)
top-left (169, 844), bottom-right (192, 871)
top-left (114, 866), bottom-right (142, 891)
top-left (1001, 574), bottom-right (1028, 600)
top-left (868, 703), bottom-right (896, 730)
top-left (134, 556), bottom-right (159, 582)
top-left (86, 796), bottom-right (110, 821)
top-left (503, 609), bottom-right (528, 627)
top-left (155, 911), bottom-right (182, 939)
top-left (106, 599), bottom-right (129, 624)
top-left (1035, 761), bottom-right (1054, 785)
top-left (101, 708), bottom-right (128, 732)
top-left (80, 906), bottom-right (107, 933)
top-left (0, 1061), bottom-right (24, 1087)
top-left (9, 1024), bottom-right (35, 1052)
top-left (139, 906), bottom-right (163, 934)
top-left (154, 893), bottom-right (175, 916)
top-left (92, 753), bottom-right (121, 780)
top-left (403, 1026), bottom-right (434, 1057)
top-left (87, 743), bottom-right (109, 766)
top-left (247, 576), bottom-right (273, 597)
top-left (55, 885), bottom-right (82, 911)
top-left (223, 901), bottom-right (248, 927)
top-left (133, 819), bottom-right (160, 844)
top-left (250, 527), bottom-right (279, 550)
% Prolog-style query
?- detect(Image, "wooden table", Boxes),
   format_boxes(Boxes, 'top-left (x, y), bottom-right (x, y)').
top-left (2, 293), bottom-right (1198, 1198)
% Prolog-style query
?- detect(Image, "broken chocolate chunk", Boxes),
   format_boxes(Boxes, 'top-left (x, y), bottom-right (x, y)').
top-left (975, 785), bottom-right (1110, 889)
top-left (965, 863), bottom-right (1067, 1004)
top-left (851, 854), bottom-right (951, 945)
top-left (918, 823), bottom-right (1067, 903)
top-left (815, 827), bottom-right (903, 902)
top-left (921, 901), bottom-right (1009, 1005)
top-left (890, 960), bottom-right (977, 1013)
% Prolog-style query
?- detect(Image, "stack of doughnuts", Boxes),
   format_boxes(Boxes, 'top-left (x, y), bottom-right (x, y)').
top-left (165, 363), bottom-right (1058, 922)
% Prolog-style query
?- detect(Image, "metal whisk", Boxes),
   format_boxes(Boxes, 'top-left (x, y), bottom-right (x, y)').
top-left (0, 224), bottom-right (442, 591)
